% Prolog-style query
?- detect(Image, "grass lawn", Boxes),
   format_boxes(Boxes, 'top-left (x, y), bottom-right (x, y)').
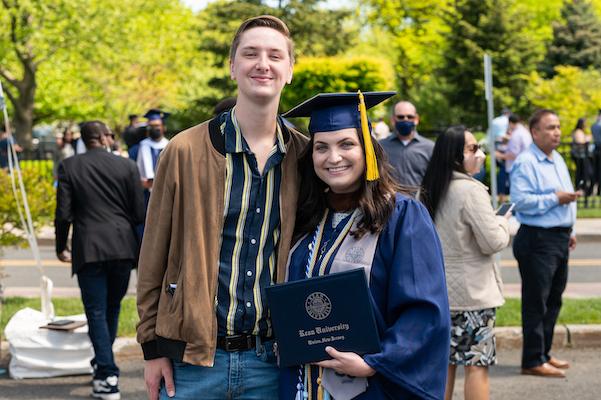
top-left (0, 296), bottom-right (601, 336)
top-left (1, 297), bottom-right (600, 338)
top-left (0, 296), bottom-right (139, 338)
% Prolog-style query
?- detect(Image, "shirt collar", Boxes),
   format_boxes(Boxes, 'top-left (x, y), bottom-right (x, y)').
top-left (530, 142), bottom-right (556, 163)
top-left (223, 108), bottom-right (287, 155)
top-left (392, 131), bottom-right (421, 144)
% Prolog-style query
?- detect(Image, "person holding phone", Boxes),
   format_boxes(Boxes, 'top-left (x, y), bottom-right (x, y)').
top-left (510, 109), bottom-right (579, 378)
top-left (421, 125), bottom-right (511, 400)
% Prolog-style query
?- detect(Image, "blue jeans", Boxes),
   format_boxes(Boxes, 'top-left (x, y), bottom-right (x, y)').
top-left (77, 260), bottom-right (132, 379)
top-left (160, 339), bottom-right (278, 400)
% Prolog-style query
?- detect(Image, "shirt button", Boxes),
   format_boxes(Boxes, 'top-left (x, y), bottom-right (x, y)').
top-left (247, 270), bottom-right (253, 277)
top-left (246, 302), bottom-right (252, 308)
top-left (250, 238), bottom-right (257, 245)
top-left (256, 208), bottom-right (261, 214)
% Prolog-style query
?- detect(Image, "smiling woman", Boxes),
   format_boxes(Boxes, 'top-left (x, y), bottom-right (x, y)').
top-left (279, 91), bottom-right (451, 400)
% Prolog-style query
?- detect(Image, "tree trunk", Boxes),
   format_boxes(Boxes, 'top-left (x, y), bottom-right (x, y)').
top-left (10, 64), bottom-right (36, 151)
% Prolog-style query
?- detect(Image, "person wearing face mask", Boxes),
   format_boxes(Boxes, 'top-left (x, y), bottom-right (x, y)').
top-left (421, 126), bottom-right (511, 400)
top-left (136, 109), bottom-right (170, 191)
top-left (379, 100), bottom-right (434, 186)
top-left (55, 121), bottom-right (145, 400)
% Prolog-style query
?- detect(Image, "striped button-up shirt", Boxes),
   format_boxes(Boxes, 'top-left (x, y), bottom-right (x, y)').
top-left (216, 109), bottom-right (285, 336)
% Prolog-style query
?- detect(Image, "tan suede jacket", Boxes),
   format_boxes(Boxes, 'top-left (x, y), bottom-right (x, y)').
top-left (136, 117), bottom-right (308, 366)
top-left (435, 172), bottom-right (510, 311)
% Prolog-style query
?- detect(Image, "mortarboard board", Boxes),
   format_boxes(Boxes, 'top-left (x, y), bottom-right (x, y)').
top-left (283, 91), bottom-right (396, 134)
top-left (283, 91), bottom-right (396, 181)
top-left (144, 109), bottom-right (171, 121)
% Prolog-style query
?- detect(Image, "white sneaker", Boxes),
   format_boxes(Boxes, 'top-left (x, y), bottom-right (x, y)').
top-left (92, 375), bottom-right (121, 400)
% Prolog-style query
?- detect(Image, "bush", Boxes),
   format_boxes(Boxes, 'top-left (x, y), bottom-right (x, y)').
top-left (0, 166), bottom-right (56, 248)
top-left (281, 56), bottom-right (395, 129)
top-left (525, 66), bottom-right (601, 138)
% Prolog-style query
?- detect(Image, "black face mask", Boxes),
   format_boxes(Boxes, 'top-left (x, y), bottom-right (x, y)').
top-left (149, 127), bottom-right (162, 140)
top-left (395, 121), bottom-right (415, 136)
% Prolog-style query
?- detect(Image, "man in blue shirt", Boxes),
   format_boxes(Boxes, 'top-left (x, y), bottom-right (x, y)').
top-left (510, 109), bottom-right (580, 378)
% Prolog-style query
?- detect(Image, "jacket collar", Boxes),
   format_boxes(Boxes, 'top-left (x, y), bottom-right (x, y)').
top-left (209, 111), bottom-right (294, 157)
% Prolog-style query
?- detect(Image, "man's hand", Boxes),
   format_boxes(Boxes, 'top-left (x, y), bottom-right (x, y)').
top-left (144, 357), bottom-right (175, 399)
top-left (569, 235), bottom-right (577, 252)
top-left (556, 191), bottom-right (580, 205)
top-left (315, 347), bottom-right (376, 378)
top-left (56, 249), bottom-right (72, 263)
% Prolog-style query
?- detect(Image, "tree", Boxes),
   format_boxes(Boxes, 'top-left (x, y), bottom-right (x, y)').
top-left (526, 66), bottom-right (601, 138)
top-left (0, 0), bottom-right (88, 148)
top-left (540, 0), bottom-right (601, 76)
top-left (0, 0), bottom-right (206, 143)
top-left (440, 0), bottom-right (542, 128)
top-left (171, 0), bottom-right (357, 128)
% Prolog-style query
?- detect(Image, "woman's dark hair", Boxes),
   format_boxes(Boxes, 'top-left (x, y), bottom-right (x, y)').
top-left (575, 117), bottom-right (586, 131)
top-left (420, 125), bottom-right (468, 220)
top-left (295, 130), bottom-right (408, 240)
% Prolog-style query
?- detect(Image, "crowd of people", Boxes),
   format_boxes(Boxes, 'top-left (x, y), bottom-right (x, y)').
top-left (33, 14), bottom-right (586, 400)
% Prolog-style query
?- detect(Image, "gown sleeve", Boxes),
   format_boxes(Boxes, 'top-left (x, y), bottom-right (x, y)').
top-left (363, 195), bottom-right (450, 400)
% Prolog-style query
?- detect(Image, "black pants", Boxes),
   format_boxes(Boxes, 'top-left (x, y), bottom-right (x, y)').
top-left (512, 225), bottom-right (570, 368)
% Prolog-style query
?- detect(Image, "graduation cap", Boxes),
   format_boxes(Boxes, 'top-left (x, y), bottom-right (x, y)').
top-left (144, 109), bottom-right (171, 121)
top-left (283, 91), bottom-right (396, 181)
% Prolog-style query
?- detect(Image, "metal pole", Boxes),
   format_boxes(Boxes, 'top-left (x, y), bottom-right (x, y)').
top-left (484, 54), bottom-right (498, 208)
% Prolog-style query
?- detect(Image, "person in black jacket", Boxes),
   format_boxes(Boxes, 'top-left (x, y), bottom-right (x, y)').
top-left (55, 120), bottom-right (144, 400)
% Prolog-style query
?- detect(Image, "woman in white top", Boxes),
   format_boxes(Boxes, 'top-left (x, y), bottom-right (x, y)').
top-left (421, 125), bottom-right (511, 400)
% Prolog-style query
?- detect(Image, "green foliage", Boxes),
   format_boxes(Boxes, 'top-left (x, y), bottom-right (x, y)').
top-left (361, 0), bottom-right (451, 94)
top-left (0, 0), bottom-right (208, 138)
top-left (540, 0), bottom-right (601, 77)
top-left (525, 66), bottom-right (601, 138)
top-left (280, 56), bottom-right (394, 128)
top-left (441, 0), bottom-right (543, 128)
top-left (170, 0), bottom-right (358, 129)
top-left (0, 166), bottom-right (55, 247)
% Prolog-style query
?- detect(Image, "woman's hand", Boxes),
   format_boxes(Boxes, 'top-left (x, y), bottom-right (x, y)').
top-left (315, 346), bottom-right (376, 378)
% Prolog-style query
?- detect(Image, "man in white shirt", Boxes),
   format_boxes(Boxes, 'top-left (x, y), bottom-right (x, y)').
top-left (136, 109), bottom-right (170, 190)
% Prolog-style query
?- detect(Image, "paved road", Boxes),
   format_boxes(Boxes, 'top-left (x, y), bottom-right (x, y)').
top-left (3, 243), bottom-right (600, 297)
top-left (0, 345), bottom-right (599, 399)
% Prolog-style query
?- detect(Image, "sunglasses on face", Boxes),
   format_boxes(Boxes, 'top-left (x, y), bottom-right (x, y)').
top-left (395, 114), bottom-right (416, 121)
top-left (465, 143), bottom-right (481, 154)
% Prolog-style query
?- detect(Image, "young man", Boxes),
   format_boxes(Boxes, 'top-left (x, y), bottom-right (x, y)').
top-left (136, 15), bottom-right (307, 400)
top-left (55, 121), bottom-right (144, 400)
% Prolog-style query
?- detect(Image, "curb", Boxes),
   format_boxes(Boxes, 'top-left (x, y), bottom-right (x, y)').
top-left (2, 326), bottom-right (600, 368)
top-left (495, 324), bottom-right (601, 350)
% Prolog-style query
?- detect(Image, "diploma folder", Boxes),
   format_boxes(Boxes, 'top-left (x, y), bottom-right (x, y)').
top-left (266, 268), bottom-right (380, 367)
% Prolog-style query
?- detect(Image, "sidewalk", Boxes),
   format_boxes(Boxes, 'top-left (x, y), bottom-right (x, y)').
top-left (32, 218), bottom-right (601, 246)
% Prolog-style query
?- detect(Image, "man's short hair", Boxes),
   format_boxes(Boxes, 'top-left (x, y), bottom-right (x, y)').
top-left (229, 15), bottom-right (294, 64)
top-left (81, 120), bottom-right (109, 146)
top-left (508, 114), bottom-right (520, 124)
top-left (529, 109), bottom-right (557, 132)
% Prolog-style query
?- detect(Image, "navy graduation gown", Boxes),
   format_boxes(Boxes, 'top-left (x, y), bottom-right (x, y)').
top-left (280, 194), bottom-right (450, 400)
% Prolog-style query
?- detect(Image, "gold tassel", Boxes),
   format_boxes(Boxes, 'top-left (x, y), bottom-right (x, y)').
top-left (317, 367), bottom-right (324, 400)
top-left (357, 90), bottom-right (379, 181)
top-left (307, 366), bottom-right (313, 400)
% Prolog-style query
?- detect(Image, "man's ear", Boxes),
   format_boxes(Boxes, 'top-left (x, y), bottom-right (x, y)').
top-left (230, 58), bottom-right (236, 80)
top-left (286, 64), bottom-right (293, 84)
